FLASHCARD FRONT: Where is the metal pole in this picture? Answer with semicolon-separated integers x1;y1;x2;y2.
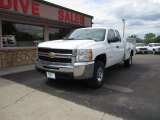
122;19;125;38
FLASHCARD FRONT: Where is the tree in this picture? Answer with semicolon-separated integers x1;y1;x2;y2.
136;38;143;43
144;33;156;39
155;35;160;43
145;38;156;44
129;34;137;38
128;34;144;43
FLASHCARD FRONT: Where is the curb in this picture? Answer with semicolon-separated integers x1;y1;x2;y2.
0;64;35;76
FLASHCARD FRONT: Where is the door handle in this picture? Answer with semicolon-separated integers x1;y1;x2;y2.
116;46;119;48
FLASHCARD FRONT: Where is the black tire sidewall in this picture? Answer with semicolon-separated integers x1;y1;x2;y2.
87;61;105;88
124;55;132;67
153;50;156;54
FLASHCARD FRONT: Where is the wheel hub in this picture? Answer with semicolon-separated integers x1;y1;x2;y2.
97;67;104;82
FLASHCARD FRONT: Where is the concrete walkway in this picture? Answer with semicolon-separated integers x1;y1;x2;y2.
0;65;123;120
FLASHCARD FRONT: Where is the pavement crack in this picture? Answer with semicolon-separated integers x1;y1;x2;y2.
104;84;133;93
0;90;36;111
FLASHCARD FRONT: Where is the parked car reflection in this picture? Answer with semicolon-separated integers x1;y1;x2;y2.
3;35;17;47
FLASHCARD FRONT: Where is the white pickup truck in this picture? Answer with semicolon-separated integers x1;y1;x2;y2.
136;43;148;54
35;28;135;88
148;43;160;54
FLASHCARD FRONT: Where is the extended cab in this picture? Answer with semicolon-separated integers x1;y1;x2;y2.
35;28;135;88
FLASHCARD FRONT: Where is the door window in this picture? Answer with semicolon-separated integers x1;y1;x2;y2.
115;30;121;42
107;29;116;42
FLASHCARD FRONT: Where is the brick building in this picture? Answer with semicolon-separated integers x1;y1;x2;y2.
0;0;93;68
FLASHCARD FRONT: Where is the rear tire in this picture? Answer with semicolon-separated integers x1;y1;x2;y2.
124;55;132;67
87;61;105;89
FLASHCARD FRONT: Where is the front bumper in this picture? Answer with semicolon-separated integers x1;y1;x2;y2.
35;59;94;80
155;49;160;53
136;50;148;53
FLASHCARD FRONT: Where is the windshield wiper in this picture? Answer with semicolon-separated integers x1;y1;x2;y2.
65;38;97;41
85;38;94;40
75;38;96;40
66;38;75;40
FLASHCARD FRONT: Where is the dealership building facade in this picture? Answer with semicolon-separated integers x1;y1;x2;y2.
0;0;93;68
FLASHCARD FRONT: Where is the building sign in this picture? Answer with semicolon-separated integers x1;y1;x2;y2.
0;0;91;26
0;0;40;15
58;9;84;25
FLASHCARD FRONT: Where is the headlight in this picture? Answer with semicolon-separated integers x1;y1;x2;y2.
76;49;92;62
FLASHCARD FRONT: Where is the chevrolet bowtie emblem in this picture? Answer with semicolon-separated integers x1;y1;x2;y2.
49;52;56;58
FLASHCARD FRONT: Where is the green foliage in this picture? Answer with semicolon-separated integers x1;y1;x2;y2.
136;38;143;43
156;35;160;43
143;33;160;44
128;34;143;43
144;33;156;39
129;33;160;44
129;34;137;38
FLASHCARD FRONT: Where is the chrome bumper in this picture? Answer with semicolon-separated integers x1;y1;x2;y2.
35;59;94;80
136;50;147;54
155;49;160;52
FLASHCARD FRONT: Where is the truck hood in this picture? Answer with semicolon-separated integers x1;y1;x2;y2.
152;46;160;49
136;46;148;49
38;40;96;49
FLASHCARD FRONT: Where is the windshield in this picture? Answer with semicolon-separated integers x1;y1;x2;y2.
136;43;147;47
66;28;106;41
153;44;160;46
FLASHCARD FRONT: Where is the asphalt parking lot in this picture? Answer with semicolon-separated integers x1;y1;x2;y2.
0;54;160;120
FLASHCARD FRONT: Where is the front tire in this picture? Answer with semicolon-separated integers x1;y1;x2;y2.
124;55;132;67
87;61;105;89
153;49;156;54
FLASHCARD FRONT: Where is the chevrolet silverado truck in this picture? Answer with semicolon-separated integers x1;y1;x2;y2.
35;28;135;88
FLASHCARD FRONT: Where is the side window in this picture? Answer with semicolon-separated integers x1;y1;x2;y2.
107;29;116;42
115;30;121;42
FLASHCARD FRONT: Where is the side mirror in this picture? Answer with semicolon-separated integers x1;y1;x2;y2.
108;37;119;43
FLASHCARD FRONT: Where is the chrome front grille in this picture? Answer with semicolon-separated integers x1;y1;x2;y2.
38;48;74;63
139;48;147;50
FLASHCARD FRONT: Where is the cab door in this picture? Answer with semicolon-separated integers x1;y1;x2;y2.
148;44;153;52
106;29;118;67
115;30;124;62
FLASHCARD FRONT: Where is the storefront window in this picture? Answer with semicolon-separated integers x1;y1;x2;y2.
2;21;44;47
49;28;71;40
